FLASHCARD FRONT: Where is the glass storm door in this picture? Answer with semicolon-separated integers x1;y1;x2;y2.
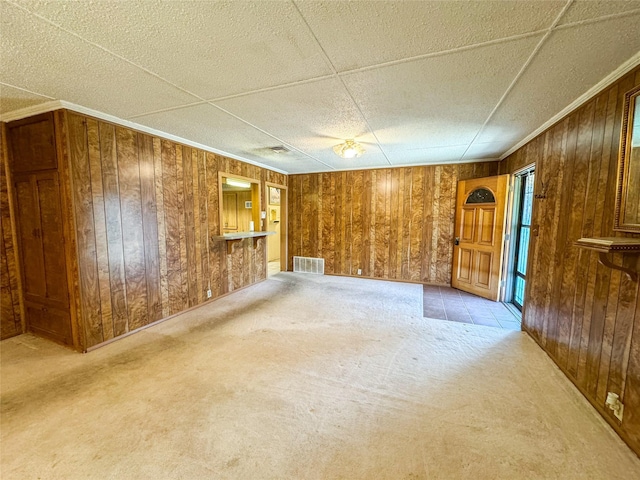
513;169;535;310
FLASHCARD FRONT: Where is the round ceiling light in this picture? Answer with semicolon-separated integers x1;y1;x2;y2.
333;140;365;159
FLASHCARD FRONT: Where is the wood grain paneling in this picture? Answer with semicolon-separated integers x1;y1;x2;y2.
64;111;286;349
500;66;640;456
288;162;498;284
0;123;23;340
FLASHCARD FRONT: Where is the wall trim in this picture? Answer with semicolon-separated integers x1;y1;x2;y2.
289;158;501;176
84;279;267;353
500;53;640;160
522;324;639;458
0;100;288;176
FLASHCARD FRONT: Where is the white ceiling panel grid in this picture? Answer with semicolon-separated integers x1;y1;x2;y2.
10;0;334;99
473;12;640;146
1;0;639;173
294;0;566;72
0;83;53;114
342;34;543;163
0;1;199;118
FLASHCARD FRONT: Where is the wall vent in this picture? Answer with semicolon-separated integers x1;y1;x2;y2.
293;256;325;274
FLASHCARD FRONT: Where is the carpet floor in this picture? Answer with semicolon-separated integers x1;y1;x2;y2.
1;273;639;479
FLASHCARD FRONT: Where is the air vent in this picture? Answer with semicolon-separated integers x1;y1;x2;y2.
293;256;325;274
270;145;290;154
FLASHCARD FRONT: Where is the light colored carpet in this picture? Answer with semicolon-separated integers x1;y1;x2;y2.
1;273;639;479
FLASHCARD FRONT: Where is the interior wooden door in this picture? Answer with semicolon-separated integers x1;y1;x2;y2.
451;174;509;301
13;171;72;344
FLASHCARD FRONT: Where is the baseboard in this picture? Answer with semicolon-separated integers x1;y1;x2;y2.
85;279;267;353
522;324;639;459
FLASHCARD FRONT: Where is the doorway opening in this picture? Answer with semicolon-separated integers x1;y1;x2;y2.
506;166;535;312
266;183;287;277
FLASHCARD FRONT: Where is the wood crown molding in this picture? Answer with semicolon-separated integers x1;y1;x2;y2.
0;101;288;175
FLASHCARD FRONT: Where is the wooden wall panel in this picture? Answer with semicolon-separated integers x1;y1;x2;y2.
64;111;286;349
499;66;640;456
0;123;23;340
288;163;498;284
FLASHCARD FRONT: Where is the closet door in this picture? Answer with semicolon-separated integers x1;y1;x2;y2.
13;172;72;345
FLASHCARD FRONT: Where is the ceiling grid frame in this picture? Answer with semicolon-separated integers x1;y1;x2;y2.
2;0;639;173
461;0;576;160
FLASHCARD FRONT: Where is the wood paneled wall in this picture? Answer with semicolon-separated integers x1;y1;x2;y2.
500;66;640;455
288;163;498;284
63;112;286;349
0;123;23;340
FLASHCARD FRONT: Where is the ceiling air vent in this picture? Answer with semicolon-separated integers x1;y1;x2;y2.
270;145;290;154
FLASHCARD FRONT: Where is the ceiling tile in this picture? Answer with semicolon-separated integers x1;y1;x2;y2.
133;102;321;173
13;0;333;100
461;142;506;161
0;84;52;115
475;14;640;146
342;34;542;163
0;2;197;118
296;0;565;72
216;77;391;170
386;145;470;166
559;0;640;25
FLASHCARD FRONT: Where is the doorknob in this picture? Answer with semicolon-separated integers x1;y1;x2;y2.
454;237;460;246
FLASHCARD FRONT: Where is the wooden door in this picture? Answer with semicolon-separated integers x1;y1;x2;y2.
13;171;72;344
451;174;509;301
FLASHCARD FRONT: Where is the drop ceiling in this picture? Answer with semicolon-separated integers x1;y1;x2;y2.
1;0;639;174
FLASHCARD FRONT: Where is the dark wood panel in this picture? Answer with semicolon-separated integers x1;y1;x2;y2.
0;124;22;339
87;117;114;341
99;122;129;337
57;112;283;350
7;113;57;173
288;163;498;284
67;114;102;346
176;147;189;310
182;146;197;307
138;133;162;323
161;141;182;315
116;127;148;331
500;65;640;457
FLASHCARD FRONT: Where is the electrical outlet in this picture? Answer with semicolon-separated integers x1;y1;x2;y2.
606;392;624;421
206;289;212;299
357;269;362;275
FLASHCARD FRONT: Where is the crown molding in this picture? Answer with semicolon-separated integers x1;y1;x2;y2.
500;52;640;161
0;100;288;175
0;100;65;122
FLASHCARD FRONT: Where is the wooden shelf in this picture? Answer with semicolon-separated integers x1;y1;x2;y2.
574;237;640;281
212;231;276;254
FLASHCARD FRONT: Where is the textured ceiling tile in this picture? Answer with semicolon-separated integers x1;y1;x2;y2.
216;77;390;168
461;142;506;161
0;84;52;114
0;2;197;118
13;0;332;99
475;14;640;146
296;0;564;71
387;145;470;166
342;34;542;157
559;0;640;25
133;103;322;173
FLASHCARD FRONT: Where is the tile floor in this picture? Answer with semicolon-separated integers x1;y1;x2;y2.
423;285;521;330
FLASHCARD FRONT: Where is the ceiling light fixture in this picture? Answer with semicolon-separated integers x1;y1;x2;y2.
225;178;251;188
333;140;365;159
270;145;290;154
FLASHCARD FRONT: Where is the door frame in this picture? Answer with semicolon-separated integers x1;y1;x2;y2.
501;163;535;308
451;174;510;301
265;181;288;272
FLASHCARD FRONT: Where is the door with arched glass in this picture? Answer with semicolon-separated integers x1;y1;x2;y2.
451;175;510;301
